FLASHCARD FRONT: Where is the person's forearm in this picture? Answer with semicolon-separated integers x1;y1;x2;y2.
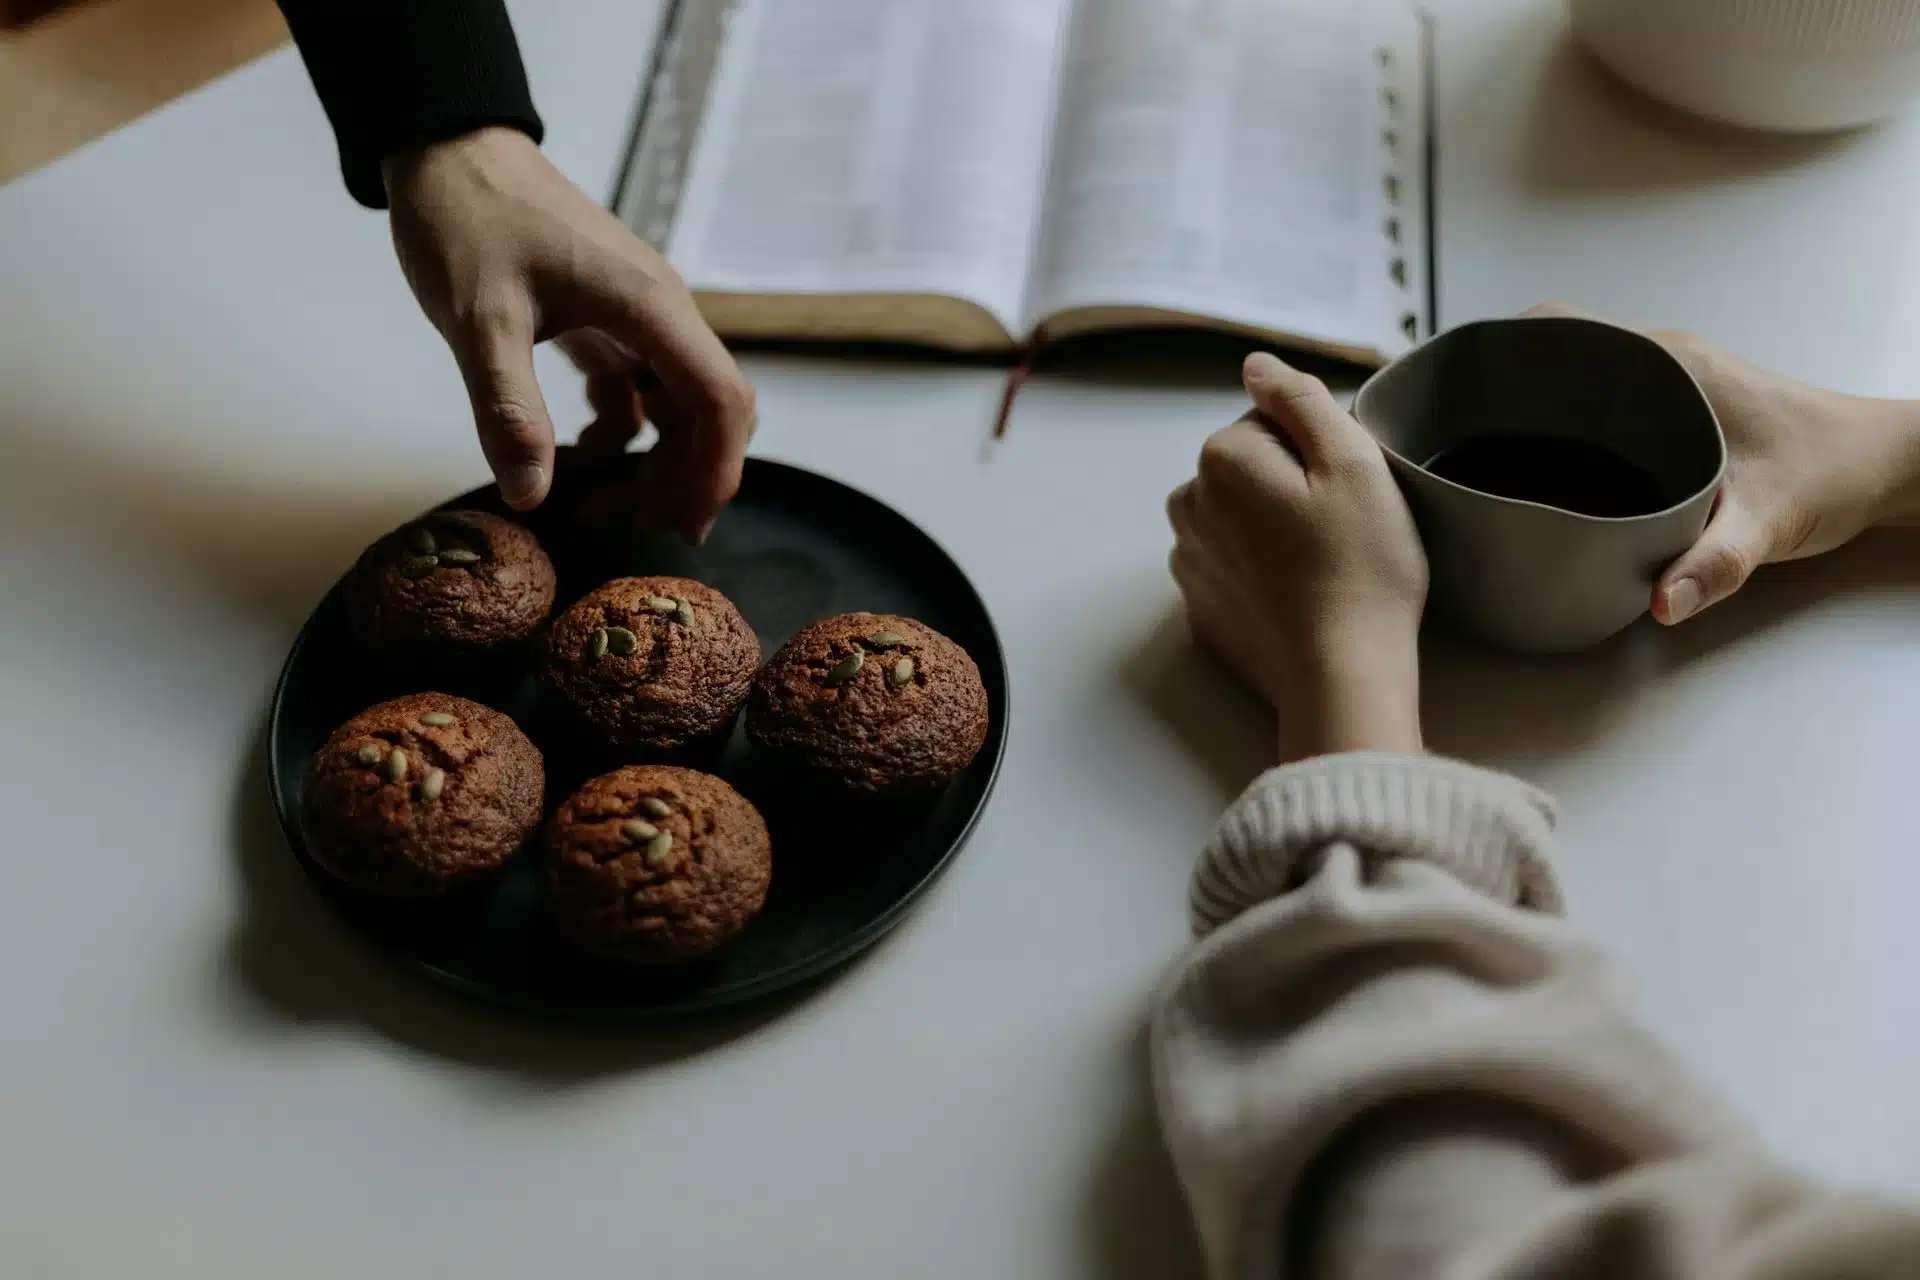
1278;632;1423;764
1156;754;1920;1278
1873;397;1920;528
277;0;543;209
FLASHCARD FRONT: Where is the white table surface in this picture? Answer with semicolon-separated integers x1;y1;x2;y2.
5;2;1920;1275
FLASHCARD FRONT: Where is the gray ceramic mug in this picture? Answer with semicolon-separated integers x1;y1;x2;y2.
1352;316;1726;653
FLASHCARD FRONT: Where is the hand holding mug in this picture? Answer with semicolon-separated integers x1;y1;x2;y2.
1525;304;1920;625
1168;355;1429;763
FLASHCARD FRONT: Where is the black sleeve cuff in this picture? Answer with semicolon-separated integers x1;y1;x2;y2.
279;0;546;209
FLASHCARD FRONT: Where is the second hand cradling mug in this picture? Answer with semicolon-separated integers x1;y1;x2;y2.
1352;316;1727;654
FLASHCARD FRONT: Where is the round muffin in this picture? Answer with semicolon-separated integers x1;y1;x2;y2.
540;576;760;755
301;692;544;898
542;765;772;965
345;510;557;667
746;613;989;793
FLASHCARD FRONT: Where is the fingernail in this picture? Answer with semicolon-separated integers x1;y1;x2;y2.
497;463;546;510
687;517;716;547
1663;577;1701;624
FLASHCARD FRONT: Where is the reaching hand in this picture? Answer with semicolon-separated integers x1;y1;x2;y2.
1525;303;1920;625
383;127;755;540
1168;354;1429;763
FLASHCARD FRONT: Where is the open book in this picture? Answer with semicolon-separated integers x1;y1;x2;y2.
617;0;1433;369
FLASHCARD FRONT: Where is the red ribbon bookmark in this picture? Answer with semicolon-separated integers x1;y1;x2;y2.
991;344;1036;441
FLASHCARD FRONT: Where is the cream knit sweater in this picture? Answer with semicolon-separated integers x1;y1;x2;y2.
1151;753;1920;1279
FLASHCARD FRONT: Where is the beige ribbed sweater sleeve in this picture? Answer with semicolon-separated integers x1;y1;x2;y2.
1149;752;1920;1280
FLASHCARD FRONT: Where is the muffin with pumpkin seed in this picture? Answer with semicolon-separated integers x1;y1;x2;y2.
542;764;772;965
746;612;989;794
539;576;759;757
301;692;544;898
344;509;557;670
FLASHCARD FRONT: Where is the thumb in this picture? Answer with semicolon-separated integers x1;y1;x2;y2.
453;311;556;511
1653;491;1769;624
1242;352;1360;468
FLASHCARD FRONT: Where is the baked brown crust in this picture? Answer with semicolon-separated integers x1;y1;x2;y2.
745;612;989;792
539;576;760;752
345;510;557;661
302;692;545;897
542;765;772;964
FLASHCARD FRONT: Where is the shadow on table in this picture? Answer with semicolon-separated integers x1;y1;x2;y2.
1516;29;1864;196
222;717;828;1080
1121;609;1279;809
1036;329;1359;394
0;418;447;632
1080;1016;1206;1280
1430;530;1920;762
1126;530;1920;778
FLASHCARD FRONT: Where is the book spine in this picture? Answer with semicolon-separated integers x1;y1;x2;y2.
614;0;735;245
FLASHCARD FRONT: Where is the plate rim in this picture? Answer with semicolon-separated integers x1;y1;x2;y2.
264;456;1010;1021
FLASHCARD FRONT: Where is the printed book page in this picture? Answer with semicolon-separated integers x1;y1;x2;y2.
660;0;1076;338
1022;0;1424;360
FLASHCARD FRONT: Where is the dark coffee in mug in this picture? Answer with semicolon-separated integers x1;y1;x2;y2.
1421;433;1672;518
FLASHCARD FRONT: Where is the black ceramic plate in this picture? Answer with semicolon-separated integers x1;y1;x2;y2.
267;457;1008;1019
